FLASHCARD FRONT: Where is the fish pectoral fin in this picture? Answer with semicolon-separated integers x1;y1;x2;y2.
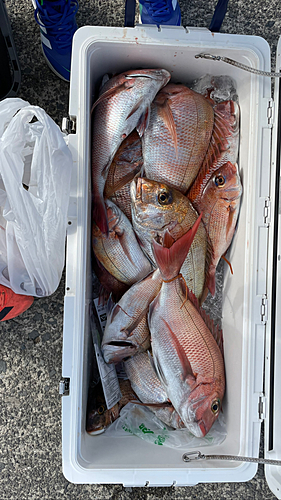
114;226;124;238
91;81;133;113
162;319;195;383
153;352;168;387
126;97;146;120
118;230;140;266
106;294;116;317
104;167;141;199
157;99;178;158
125;308;148;336
181;373;197;388
136;105;151;137
147;350;158;376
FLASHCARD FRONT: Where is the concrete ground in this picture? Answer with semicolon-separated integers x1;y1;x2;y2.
0;0;280;498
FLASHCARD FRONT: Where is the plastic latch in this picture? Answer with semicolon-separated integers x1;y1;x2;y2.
264;198;271;225
258;394;266;420
267;99;274;126
62;116;77;135
261;296;268;324
59;377;70;396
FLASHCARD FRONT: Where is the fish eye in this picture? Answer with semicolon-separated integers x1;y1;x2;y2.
158;190;172;205
97;405;105;415
211;399;220;415
215;174;226;187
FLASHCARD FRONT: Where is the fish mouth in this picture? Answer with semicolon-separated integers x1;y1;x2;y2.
221;191;241;202
184;421;204;438
125;73;156;80
125;69;170;82
87;427;105;436
197;419;208;437
102;342;137;363
107;341;136;347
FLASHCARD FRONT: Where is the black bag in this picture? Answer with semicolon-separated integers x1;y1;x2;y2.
0;0;21;100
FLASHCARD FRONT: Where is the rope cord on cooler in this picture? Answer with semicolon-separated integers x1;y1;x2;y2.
195;53;281;78
182;451;281;466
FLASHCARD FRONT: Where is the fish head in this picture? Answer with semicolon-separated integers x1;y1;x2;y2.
86;405;108;435
181;382;223;437
131;177;188;228
102;342;138;364
87;404;119;435
199;161;242;248
203;161;242;204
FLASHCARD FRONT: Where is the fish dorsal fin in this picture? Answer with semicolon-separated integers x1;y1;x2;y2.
188;100;237;204
180;284;224;358
200;226;215;302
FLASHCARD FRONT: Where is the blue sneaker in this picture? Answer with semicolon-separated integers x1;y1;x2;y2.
139;0;181;26
32;0;79;82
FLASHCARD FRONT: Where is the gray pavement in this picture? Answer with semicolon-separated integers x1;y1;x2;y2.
0;0;280;498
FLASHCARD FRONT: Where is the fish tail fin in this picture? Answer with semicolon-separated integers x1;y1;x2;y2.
152;214;202;281
92;197;109;236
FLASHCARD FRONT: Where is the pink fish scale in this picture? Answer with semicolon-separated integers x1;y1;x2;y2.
143;87;214;193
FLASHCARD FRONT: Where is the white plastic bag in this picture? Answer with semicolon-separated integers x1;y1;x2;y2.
0;98;73;296
106;403;227;449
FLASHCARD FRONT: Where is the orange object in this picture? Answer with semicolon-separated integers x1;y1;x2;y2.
0;285;34;321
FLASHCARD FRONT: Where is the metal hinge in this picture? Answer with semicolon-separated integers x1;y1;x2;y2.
264;197;271;225
267;99;274;126
62;116;77;135
258;394;266;420
261;296;268;324
59;377;70;396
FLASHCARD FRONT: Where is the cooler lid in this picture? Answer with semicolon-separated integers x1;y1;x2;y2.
264;35;281;499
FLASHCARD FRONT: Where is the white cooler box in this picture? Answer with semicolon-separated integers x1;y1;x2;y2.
60;25;281;496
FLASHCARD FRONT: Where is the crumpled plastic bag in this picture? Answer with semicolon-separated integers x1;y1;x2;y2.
0;98;73;296
105;402;227;449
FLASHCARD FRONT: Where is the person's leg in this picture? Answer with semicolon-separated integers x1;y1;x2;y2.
139;0;181;26
32;0;79;82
